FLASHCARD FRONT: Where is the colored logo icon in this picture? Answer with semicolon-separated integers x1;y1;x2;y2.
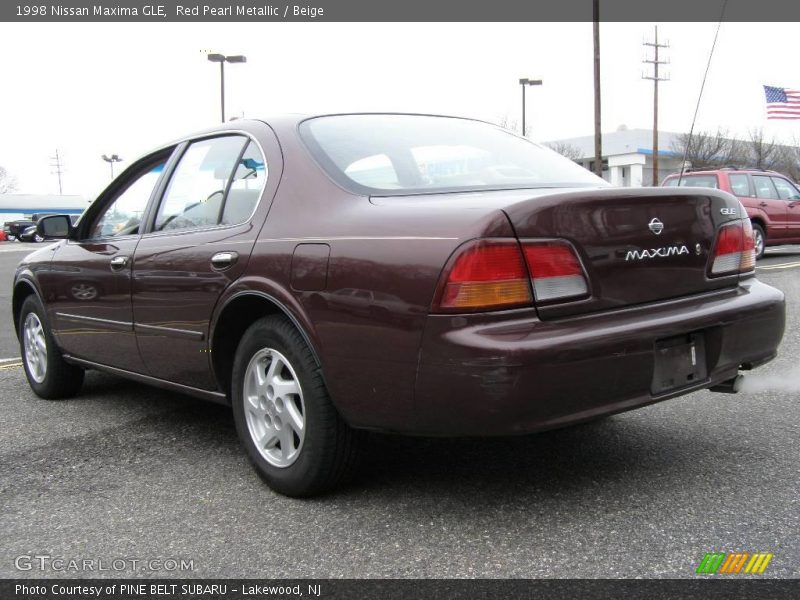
696;552;773;574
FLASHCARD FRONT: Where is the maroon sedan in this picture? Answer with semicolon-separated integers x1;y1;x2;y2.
13;114;785;496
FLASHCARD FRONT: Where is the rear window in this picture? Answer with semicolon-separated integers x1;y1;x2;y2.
662;174;719;189
299;115;606;195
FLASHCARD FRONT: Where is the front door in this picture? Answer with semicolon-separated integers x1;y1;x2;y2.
44;152;172;371
770;176;800;241
132;134;270;389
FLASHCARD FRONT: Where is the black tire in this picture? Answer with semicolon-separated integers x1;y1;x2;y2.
231;315;362;497
18;295;84;399
752;222;766;260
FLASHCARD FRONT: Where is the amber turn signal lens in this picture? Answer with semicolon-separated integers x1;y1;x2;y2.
441;279;532;310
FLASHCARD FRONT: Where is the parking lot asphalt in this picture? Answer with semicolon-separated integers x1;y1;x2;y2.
0;241;798;578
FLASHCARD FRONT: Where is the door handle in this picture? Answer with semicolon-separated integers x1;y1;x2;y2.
760;202;768;207
211;251;238;270
109;255;129;271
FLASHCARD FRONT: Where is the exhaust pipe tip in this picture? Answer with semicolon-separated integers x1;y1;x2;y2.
709;374;744;394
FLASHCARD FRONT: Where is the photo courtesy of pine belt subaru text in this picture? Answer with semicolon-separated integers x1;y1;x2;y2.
13;114;786;497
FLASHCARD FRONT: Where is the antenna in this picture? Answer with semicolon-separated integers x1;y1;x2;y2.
642;26;670;186
679;0;729;185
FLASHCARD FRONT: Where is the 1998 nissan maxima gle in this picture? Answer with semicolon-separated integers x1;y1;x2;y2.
13;114;786;496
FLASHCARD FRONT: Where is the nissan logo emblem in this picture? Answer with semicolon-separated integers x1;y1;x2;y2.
648;218;664;235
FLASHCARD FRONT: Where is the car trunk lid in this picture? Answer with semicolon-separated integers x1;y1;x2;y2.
502;187;744;318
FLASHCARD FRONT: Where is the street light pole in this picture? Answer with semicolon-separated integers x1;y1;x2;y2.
207;53;247;123
518;78;543;137
219;60;225;124
101;154;123;180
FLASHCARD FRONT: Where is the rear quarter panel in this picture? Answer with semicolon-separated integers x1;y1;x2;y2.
239;120;513;429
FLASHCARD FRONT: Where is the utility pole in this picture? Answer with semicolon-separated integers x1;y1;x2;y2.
50;149;64;195
643;25;670;186
592;0;602;177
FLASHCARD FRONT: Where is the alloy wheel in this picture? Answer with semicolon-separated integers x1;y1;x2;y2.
243;348;305;468
754;227;765;258
23;312;47;383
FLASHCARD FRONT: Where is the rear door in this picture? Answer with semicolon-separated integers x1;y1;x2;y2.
752;175;788;238
43;150;173;371
131;133;271;389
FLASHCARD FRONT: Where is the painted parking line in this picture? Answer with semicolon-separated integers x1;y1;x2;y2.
0;357;20;363
757;261;800;271
0;244;38;253
0;362;22;370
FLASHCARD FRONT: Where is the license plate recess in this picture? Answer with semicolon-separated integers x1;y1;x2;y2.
651;332;707;395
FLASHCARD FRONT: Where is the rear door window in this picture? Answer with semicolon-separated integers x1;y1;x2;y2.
221;142;269;225
152;136;268;232
753;176;779;199
155;136;246;231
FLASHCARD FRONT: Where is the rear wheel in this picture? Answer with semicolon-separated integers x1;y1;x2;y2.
18;295;84;399
231;315;362;497
752;222;766;260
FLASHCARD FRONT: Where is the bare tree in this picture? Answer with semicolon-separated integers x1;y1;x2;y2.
669;128;735;169
0;165;17;194
744;127;779;169
544;141;584;161
786;136;800;182
496;115;521;135
770;137;800;181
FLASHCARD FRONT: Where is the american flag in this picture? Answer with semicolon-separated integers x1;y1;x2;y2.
764;85;800;119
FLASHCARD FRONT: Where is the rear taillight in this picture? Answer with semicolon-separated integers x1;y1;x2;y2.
740;219;756;272
433;239;589;312
711;221;756;275
522;241;589;302
436;241;532;311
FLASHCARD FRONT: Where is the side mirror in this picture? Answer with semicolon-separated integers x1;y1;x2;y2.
36;214;73;239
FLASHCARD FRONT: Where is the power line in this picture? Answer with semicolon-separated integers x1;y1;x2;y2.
592;0;602;178
49;149;64;195
642;25;670;186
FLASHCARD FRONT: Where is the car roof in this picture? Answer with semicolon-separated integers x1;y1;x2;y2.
127;112;509;174
668;168;783;177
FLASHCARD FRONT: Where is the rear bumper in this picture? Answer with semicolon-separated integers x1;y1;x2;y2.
412;279;785;436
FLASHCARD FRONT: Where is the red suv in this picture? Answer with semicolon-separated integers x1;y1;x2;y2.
662;168;800;259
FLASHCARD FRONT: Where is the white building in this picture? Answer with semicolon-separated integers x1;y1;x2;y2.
548;128;686;187
0;194;89;223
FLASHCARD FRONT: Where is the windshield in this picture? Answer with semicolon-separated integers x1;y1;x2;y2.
299;115;607;195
